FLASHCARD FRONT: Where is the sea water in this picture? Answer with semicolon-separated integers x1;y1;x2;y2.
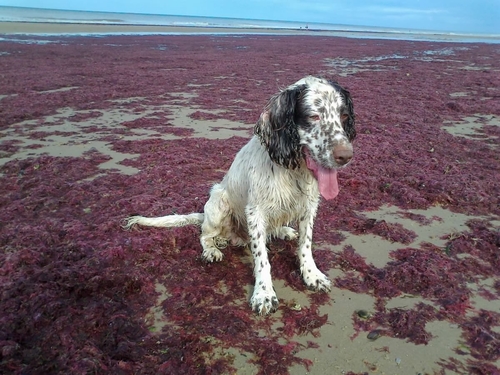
1;6;499;44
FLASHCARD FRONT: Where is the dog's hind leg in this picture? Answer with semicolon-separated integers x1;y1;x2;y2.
200;184;232;262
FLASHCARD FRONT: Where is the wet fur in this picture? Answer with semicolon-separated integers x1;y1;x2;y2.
124;76;356;315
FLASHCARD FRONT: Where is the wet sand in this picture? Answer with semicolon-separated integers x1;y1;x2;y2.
0;21;310;35
1;30;499;375
2;91;499;374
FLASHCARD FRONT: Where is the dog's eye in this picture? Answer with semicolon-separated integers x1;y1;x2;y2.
309;115;321;122
341;113;349;122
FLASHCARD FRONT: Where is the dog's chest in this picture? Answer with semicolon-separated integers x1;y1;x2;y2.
262;172;319;225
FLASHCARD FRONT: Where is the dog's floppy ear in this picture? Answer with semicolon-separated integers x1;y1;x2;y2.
254;84;306;169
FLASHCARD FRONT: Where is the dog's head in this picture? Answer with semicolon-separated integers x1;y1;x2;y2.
255;76;356;199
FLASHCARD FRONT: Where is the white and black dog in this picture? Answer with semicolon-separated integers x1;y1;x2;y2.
124;76;356;315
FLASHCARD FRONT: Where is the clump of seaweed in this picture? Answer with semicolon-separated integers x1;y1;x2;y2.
0;139;21;158
373;302;438;344
395;210;436;225
280;306;329;337
460;309;500;362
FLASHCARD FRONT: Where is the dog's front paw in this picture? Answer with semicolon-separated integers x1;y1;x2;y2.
250;287;279;315
302;268;331;292
202;247;224;262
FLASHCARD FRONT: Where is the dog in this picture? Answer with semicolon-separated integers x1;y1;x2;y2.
124;76;356;315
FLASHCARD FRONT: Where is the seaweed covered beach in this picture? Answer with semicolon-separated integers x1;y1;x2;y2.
0;34;499;374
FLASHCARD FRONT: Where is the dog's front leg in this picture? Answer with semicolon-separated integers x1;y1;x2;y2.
298;210;331;291
246;206;278;315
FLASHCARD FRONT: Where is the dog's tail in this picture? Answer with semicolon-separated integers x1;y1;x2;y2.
122;213;204;229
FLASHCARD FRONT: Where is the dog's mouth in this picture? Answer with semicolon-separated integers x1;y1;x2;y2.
303;149;339;200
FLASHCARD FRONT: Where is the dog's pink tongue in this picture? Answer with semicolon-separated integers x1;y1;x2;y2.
305;155;339;200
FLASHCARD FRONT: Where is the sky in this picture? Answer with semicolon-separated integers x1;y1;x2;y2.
0;0;499;34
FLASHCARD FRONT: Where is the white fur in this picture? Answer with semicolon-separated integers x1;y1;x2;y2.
124;76;356;315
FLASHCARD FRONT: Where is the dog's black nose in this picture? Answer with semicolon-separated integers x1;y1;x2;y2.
334;146;353;166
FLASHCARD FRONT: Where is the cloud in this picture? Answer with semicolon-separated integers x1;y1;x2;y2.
367;6;446;15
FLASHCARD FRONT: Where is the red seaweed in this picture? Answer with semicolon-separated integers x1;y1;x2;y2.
460;310;500;362
395;210;436;225
1;34;499;374
373;303;438;344
281;306;329;337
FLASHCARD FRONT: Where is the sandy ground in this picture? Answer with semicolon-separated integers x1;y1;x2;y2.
0;21;311;35
2;82;499;373
1;20;499;374
4;21;498;43
0;93;253;176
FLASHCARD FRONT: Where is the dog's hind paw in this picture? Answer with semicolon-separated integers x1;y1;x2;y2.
277;226;298;241
202;247;224;262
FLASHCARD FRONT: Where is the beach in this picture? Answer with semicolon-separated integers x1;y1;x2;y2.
1;20;499;375
0;21;311;35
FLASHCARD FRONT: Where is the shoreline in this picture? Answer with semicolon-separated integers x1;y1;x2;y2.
0;21;315;35
1;21;499;44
